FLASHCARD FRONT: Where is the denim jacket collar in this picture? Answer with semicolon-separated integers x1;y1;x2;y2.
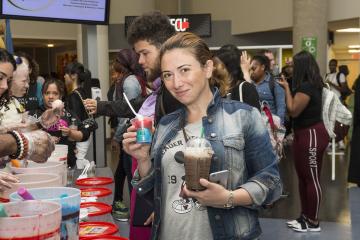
165;87;221;130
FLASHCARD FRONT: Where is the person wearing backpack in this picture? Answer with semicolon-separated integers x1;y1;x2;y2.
109;49;148;222
277;51;329;233
325;60;351;149
325;59;351;101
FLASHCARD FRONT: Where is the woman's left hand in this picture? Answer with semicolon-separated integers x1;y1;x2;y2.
182;178;229;208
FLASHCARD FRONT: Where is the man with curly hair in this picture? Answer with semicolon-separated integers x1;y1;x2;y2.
120;11;182;240
127;11;182;124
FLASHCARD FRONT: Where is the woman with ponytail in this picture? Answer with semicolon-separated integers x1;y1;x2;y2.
64;62;94;168
123;32;281;240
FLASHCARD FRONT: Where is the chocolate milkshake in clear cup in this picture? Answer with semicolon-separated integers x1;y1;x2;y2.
184;137;214;191
131;116;153;144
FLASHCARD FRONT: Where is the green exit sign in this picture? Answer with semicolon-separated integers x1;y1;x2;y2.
301;37;317;58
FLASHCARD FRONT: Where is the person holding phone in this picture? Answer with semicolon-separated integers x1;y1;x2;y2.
277;51;328;232
123;32;281;240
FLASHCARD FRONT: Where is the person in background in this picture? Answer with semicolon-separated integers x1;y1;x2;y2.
64;62;94;168
325;59;343;96
348;74;360;187
277;50;328;232
250;55;286;123
325;59;348;150
29;78;91;168
261;49;279;76
216;44;261;110
15;52;43;110
123;32;281;240
110;49;147;222
1;55;29;125
281;63;294;138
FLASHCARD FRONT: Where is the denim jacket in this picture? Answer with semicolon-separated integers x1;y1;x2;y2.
132;88;282;240
255;72;286;124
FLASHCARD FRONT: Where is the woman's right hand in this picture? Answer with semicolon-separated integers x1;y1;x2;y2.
276;75;289;90
122;125;151;163
0;171;19;193
24;130;55;163
83;99;97;115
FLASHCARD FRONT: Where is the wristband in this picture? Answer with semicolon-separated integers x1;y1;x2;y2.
8;130;22;159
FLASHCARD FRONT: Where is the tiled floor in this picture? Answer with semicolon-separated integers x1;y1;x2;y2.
107;142;354;239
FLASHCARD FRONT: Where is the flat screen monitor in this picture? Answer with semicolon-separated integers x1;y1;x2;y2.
0;0;110;25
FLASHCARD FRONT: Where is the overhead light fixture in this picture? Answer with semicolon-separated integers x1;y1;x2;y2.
348;49;360;53
47;44;54;47
348;45;360;48
336;28;360;33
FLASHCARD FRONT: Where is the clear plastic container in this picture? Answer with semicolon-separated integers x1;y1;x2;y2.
10;187;81;240
0;200;62;239
80;187;113;205
10;161;67;186
80;202;112;222
184;137;214;191
0;173;61;202
48;144;68;162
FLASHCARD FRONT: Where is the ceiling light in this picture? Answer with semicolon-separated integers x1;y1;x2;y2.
336;28;360;33
47;44;54;47
348;49;360;53
348;45;360;48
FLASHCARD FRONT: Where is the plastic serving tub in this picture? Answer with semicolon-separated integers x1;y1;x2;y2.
0;173;61;202
80;202;112;222
79;222;118;239
76;177;114;190
81;188;112;205
10;161;67;186
0;200;62;240
10;187;81;240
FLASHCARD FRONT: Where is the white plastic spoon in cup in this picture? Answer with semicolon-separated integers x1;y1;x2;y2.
123;92;143;119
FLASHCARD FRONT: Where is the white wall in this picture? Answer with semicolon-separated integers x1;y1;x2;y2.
11;20;77;40
109;0;156;24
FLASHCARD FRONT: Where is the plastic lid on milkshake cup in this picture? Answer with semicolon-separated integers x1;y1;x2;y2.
185;137;213;154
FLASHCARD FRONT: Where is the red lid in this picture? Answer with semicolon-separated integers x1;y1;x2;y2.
0;198;9;203
89;237;128;240
81;202;112;217
79;222;118;238
81;188;112;197
76;177;114;186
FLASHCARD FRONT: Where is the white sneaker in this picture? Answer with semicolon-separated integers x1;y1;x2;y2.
286;215;304;227
291;218;321;232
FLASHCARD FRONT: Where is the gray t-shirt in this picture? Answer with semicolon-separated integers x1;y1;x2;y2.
159;120;213;240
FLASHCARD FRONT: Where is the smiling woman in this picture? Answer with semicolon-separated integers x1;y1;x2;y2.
123;32;282;240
